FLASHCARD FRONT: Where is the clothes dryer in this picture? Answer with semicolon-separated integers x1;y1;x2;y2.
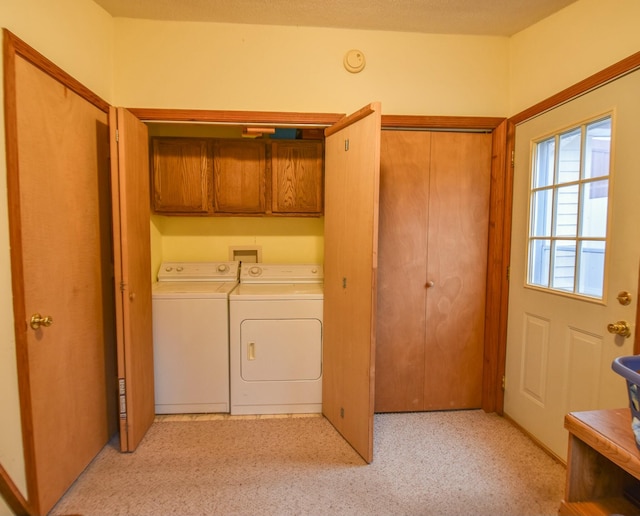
152;261;239;414
229;263;323;415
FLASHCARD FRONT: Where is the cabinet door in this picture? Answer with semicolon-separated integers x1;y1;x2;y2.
212;139;266;214
152;138;212;214
271;140;323;215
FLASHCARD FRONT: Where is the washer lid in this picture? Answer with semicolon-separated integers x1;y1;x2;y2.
157;261;239;282
240;263;323;284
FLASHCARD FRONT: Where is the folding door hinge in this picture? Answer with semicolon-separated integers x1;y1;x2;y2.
118;378;127;419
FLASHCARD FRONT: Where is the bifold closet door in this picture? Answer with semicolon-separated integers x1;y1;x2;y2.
375;130;492;412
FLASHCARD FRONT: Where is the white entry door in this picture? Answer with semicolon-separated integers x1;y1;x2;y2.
504;69;640;460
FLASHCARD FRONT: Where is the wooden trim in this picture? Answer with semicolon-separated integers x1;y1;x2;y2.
382;114;504;130
481;118;509;413
0;462;31;516
324;103;378;137
496;120;516;414
3;28;39;513
510;50;640;126
3;30;109;113
128;107;345;126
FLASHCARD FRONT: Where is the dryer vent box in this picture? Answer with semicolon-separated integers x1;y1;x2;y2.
229;246;262;263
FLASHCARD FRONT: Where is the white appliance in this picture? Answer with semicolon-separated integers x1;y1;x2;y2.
152;261;239;414
229;263;323;415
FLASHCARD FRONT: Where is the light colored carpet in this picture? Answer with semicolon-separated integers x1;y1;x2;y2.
50;410;565;516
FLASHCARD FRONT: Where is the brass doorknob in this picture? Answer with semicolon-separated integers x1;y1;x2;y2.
607;320;631;338
30;313;53;330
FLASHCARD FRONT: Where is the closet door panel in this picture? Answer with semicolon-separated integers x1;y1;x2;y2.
375;131;431;412
423;132;492;409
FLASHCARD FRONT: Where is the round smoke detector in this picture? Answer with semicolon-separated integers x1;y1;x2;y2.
343;49;366;73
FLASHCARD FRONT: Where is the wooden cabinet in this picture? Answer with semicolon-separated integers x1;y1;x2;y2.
212;139;267;214
271;140;323;215
374;130;492;412
561;408;640;515
151;137;323;216
151;138;212;214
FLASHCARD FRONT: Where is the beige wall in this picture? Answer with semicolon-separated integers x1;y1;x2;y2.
509;0;640;115
1;0;639;514
112;19;509;116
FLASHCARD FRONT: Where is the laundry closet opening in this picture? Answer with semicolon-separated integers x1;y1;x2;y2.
136;110;508;425
145;119;331;422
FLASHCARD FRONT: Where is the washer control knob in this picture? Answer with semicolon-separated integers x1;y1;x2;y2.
311;268;318;274
164;266;173;272
249;266;262;276
176;266;183;272
217;264;229;272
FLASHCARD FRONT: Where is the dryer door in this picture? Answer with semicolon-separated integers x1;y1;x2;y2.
240;319;322;381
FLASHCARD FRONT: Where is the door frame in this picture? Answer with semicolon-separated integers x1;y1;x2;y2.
3;29;112;514
505;50;640;370
131;108;510;413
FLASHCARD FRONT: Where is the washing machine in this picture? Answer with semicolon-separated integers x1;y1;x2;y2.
152;261;239;414
229;263;323;415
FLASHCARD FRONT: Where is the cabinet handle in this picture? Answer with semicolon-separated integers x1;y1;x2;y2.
425;280;435;288
248;342;256;360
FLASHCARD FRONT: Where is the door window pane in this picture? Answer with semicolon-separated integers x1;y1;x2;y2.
551;240;576;292
528;239;550;287
533;138;555;188
554;184;579;237
578;240;605;297
557;128;581;184
580;180;608;238
584;118;611;179
531;189;553;237
527;115;611;300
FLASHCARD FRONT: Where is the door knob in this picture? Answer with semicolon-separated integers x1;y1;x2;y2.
30;313;53;330
607;320;631;338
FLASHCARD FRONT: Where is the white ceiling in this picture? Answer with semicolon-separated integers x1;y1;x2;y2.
92;0;578;37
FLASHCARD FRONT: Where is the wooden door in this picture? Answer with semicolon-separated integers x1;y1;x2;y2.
109;107;155;452
375;130;492;412
5;45;115;514
323;103;381;463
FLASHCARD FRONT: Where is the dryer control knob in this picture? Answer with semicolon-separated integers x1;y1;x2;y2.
249;266;262;276
217;264;229;272
176;266;183;272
